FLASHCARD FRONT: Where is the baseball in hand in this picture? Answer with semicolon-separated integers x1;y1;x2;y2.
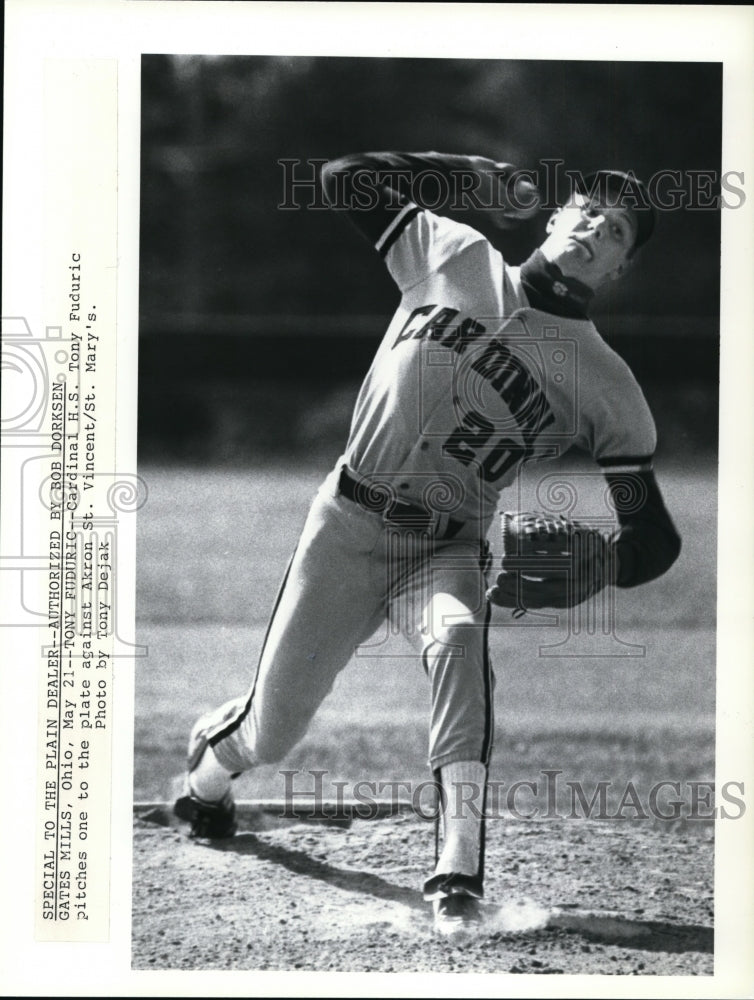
509;175;541;218
488;170;541;230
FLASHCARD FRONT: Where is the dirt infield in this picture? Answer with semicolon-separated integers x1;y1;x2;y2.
132;807;713;974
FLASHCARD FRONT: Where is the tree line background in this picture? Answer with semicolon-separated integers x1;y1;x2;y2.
138;56;722;463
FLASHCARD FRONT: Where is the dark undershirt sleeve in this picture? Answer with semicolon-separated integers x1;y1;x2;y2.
602;465;682;587
321;163;412;245
320;151;512;249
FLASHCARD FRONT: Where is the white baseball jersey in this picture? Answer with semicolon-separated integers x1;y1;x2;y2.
343;204;656;527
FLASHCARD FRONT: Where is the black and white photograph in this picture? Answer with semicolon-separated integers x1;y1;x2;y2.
2;2;753;995
134;54;723;973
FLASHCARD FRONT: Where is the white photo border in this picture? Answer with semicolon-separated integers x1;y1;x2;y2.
2;2;752;996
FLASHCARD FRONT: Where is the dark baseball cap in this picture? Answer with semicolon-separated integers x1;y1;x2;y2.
575;170;656;252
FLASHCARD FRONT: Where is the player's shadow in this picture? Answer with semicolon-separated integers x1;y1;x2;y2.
547;909;713;954
204;835;713;954
209;832;427;913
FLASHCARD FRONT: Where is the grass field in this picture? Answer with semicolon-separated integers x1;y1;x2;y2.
134;462;716;807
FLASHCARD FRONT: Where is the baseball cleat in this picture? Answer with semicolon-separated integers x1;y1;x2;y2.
173;787;238;839
432;892;482;937
423;872;484;938
172;709;238;838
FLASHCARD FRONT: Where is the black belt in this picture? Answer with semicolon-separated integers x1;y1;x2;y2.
338;467;464;539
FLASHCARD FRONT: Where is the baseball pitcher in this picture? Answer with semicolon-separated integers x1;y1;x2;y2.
174;150;682;937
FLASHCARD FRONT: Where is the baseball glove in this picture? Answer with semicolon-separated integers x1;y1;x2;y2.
486;511;613;612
